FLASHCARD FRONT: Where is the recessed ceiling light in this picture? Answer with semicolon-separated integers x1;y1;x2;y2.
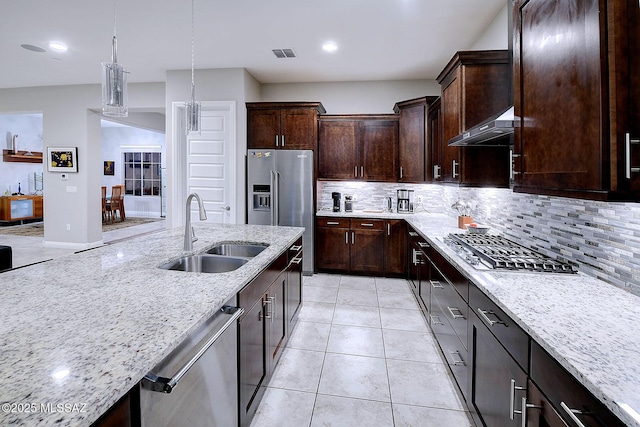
322;42;338;53
48;42;68;52
21;44;46;53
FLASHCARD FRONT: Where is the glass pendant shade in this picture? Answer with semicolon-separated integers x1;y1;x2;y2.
101;56;128;116
185;83;201;136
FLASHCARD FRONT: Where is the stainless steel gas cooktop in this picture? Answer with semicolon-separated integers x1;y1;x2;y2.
444;233;577;274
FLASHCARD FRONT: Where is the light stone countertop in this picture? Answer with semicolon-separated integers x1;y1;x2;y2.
319;210;640;427
0;223;303;427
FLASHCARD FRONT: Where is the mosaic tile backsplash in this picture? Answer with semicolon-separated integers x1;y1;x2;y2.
318;181;640;296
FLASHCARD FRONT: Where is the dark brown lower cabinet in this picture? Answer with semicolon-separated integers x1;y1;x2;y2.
384;219;407;276
470;308;528;427
286;240;303;336
350;219;385;274
526;380;569;427
530;341;626;427
316;218;350;271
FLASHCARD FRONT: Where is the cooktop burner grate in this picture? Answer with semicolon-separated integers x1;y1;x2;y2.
446;233;577;273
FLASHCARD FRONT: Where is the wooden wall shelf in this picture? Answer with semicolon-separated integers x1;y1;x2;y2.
2;149;43;164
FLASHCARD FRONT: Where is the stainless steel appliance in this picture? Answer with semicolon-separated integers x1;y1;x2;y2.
332;192;341;212
444;233;577;273
344;195;353;212
140;303;244;427
247;150;314;275
397;189;414;213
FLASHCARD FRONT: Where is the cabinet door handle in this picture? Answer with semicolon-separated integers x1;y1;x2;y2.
264;297;272;320
448;350;465;366
560;402;588;427
418;242;430;248
510;379;526;421
433;164;441;180
430;280;443;289
430;315;444;326
626;132;640;179
345;231;349;245
326;221;340;225
361;223;374;227
271;294;277;321
477;307;508;327
289;256;303;266
399;166;403;179
351;231;355;245
521;398;542;427
289;245;302;251
408;231;418;237
275;135;279;147
387;223;391;235
361;166;364;177
447;306;465;319
354;166;358;178
281;134;285;147
452;160;459;179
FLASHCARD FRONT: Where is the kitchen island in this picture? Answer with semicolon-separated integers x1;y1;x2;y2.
0;223;303;426
319;210;640;427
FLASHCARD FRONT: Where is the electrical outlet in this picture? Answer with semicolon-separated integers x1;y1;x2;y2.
66;224;71;231
417;196;423;203
352;194;358;202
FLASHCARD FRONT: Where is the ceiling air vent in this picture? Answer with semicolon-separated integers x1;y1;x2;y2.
272;48;296;59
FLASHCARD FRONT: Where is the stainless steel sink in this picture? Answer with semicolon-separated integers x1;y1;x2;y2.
206;243;268;258
159;254;248;273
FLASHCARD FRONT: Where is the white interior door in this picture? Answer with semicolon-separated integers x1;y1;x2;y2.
185;101;236;224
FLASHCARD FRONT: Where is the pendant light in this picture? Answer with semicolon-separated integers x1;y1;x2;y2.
101;0;128;117
185;0;201;135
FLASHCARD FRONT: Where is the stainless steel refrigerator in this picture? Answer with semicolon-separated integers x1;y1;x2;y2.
247;149;314;275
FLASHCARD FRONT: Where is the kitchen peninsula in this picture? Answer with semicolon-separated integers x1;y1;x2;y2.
0;223;303;426
318;210;640;427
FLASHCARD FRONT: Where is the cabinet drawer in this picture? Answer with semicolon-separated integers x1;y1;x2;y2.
530;341;626;427
469;284;529;372
238;252;287;309
350;219;384;230
428;246;468;302
288;237;303;262
431;280;468;350
316;217;349;228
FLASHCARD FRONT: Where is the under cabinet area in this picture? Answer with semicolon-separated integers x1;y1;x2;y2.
246;102;325;150
318;115;399;182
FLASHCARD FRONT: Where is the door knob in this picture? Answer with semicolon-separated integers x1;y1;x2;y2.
220;206;230;211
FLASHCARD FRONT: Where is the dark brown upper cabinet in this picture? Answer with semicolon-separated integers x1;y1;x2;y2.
394;96;438;182
513;0;640;200
436;50;512;187
318;115;399;182
427;97;443;182
247;102;325;150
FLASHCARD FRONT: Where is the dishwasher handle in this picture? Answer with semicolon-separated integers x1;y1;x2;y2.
142;305;244;393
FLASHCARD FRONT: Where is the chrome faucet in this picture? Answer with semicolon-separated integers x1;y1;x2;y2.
184;193;207;251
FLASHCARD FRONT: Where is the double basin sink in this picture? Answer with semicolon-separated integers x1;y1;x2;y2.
159;243;269;273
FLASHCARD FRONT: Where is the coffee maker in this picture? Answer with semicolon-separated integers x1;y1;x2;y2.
397;189;414;213
332;192;341;212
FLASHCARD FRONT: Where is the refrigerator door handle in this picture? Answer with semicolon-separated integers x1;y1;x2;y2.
271;170;280;226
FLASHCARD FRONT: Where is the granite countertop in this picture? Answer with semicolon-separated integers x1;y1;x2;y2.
320;210;640;427
0;223;303;427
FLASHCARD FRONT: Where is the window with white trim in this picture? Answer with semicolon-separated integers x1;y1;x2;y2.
123;152;162;196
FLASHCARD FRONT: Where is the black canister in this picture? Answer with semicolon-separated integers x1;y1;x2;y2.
332;192;341;212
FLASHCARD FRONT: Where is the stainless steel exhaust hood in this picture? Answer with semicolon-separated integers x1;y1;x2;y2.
448;106;514;146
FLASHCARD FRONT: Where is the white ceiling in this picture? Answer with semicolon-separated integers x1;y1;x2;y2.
1;0;506;90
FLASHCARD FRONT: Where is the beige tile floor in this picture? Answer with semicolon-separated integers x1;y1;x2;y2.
251;274;475;427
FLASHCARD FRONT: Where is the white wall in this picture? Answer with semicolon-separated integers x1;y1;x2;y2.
164;68;260;226
0;82;165;248
261;80;438;114
0;114;44;195
470;2;509;50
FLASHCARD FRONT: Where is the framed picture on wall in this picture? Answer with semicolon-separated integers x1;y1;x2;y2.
104;161;115;176
47;147;78;173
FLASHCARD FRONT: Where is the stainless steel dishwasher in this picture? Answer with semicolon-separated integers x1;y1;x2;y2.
140;302;244;427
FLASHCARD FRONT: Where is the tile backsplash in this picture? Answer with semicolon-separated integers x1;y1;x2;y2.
318;181;640;296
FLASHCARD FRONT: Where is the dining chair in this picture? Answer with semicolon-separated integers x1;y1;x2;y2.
101;186;110;223
110;185;123;223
